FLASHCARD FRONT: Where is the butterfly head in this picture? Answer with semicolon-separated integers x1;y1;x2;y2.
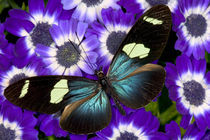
95;66;105;79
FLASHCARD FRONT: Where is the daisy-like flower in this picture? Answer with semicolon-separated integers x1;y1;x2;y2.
0;58;47;100
165;55;210;130
165;121;205;139
61;0;120;23
87;8;135;72
95;107;168;140
0;100;38;140
36;18;99;75
37;114;68;137
5;0;63;58
174;0;210;60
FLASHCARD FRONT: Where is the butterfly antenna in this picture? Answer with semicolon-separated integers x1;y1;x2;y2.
75;35;97;71
68;39;95;73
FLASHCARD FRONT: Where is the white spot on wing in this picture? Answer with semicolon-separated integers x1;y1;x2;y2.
122;43;150;59
143;16;163;25
50;79;69;104
19;80;29;98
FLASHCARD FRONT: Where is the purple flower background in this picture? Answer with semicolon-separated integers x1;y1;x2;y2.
0;0;209;139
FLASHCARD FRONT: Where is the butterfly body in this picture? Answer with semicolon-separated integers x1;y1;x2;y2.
4;5;172;134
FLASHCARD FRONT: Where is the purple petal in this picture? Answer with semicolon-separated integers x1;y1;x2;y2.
49;24;64;46
59;9;73;20
20;111;37;128
9;9;33;21
205;71;210;85
15;37;30;57
176;98;189;115
58;20;70;38
83;35;100;51
29;0;44;17
180;114;192;129
193;45;205;60
174;39;187;52
168;85;181;101
86;51;98;63
21;129;38;140
36;44;56;57
165;121;181;139
192;57;206;75
44;0;62;21
70;134;87;140
183;123;205;139
195;114;207;130
77;21;88;41
149;132;169;140
61;0;79;10
78;61;95;75
5;18;33;37
176;55;193;76
165;62;178;87
204;111;210;128
204;40;210;53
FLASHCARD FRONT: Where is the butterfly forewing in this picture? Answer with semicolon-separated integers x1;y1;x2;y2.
108;5;171;109
110;4;172;67
4;76;71;114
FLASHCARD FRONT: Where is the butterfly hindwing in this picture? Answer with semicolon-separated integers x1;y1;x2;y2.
60;77;111;134
108;5;171;109
4;76;71;114
110;64;165;108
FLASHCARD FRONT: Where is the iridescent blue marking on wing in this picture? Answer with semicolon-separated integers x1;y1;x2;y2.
108;53;139;80
60;77;111;134
65;78;98;104
110;64;165;109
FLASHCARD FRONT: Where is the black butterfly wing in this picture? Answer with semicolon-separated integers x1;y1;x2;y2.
59;77;111;134
109;4;172;67
4;76;71;114
108;5;172;109
4;75;112;134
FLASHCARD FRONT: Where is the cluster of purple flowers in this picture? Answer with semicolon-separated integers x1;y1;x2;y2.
0;0;209;139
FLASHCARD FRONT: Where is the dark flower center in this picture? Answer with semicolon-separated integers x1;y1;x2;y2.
106;31;126;55
0;124;16;140
183;80;205;106
145;0;169;6
185;14;207;37
82;0;103;7
31;23;54;47
116;131;138;140
56;42;81;68
9;73;27;85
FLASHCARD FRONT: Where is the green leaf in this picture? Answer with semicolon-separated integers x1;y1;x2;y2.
145;101;159;117
0;0;9;14
159;102;179;125
8;0;20;9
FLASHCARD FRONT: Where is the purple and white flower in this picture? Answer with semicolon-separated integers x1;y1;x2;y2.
95;107;168;140
174;0;210;59
0;100;38;140
5;0;63;58
61;0;120;23
87;8;135;72
165;55;210;130
36;19;99;75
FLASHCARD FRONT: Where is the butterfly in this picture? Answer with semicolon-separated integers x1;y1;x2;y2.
4;5;172;134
